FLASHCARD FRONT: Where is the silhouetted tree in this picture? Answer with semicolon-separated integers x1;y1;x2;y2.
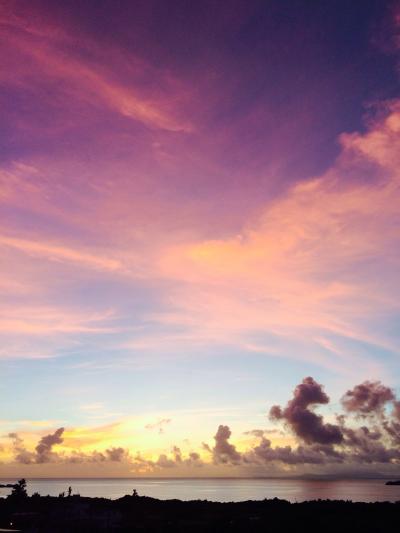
9;478;28;501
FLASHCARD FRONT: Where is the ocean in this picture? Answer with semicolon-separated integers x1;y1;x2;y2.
1;478;400;502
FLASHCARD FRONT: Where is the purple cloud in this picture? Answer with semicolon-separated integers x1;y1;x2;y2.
35;427;64;463
341;381;395;416
270;377;343;445
211;425;242;465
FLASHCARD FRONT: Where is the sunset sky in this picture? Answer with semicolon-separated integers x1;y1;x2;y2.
1;0;400;478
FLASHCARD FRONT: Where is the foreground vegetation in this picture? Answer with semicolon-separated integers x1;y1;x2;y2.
0;480;399;532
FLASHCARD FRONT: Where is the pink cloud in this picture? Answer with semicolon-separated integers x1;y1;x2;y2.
153;102;400;371
0;3;399;382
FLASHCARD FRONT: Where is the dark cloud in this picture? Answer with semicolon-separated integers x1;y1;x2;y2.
4;378;400;471
341;381;395;416
384;421;400;445
202;442;212;453
8;428;130;465
211;425;242;465
341;382;400;447
155;454;176;468
66;447;130;464
133;446;203;470
8;429;64;464
244;429;265;438
145;419;171;434
105;447;127;462
8;432;35;464
171;446;203;467
382;400;400;445
243;429;281;438
270;377;343;445
187;451;202;466
342;426;400;463
35;427;64;463
393;400;400;421
172;446;183;464
244;437;343;465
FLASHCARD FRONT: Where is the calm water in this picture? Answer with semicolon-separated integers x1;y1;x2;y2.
1;478;400;502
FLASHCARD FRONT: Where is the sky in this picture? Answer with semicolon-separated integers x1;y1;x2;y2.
1;0;400;478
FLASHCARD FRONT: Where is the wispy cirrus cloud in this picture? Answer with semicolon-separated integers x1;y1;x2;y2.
153;101;400;374
2;102;400;375
0;4;192;132
0;306;117;335
0;235;123;272
1;0;400;481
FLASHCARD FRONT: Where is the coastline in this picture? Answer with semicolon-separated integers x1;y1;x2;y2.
2;477;400;504
1;493;399;532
